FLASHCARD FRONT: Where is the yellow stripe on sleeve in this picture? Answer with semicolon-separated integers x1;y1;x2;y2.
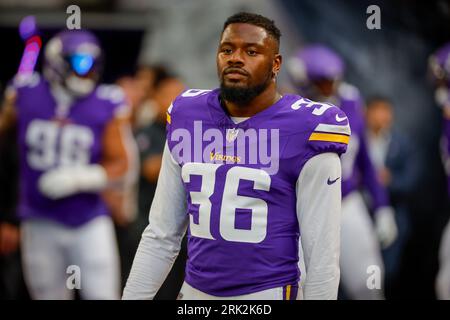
309;132;350;144
166;112;171;124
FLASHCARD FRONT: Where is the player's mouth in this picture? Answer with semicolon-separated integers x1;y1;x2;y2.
223;68;249;80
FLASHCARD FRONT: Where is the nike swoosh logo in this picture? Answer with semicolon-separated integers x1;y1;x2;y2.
327;177;340;185
335;114;347;122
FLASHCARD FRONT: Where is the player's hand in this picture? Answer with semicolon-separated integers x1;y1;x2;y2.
38;167;79;199
374;206;398;249
38;165;107;200
0;222;20;256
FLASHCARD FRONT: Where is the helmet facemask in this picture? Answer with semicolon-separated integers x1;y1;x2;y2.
43;30;103;98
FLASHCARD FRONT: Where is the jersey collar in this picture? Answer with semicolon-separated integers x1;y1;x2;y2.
207;88;288;130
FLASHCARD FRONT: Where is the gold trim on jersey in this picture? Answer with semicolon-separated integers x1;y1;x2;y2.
309;132;350;144
286;285;292;300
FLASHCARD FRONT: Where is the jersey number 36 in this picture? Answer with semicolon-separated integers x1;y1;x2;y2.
182;163;271;244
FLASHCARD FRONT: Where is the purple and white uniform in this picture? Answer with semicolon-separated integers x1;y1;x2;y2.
124;88;350;299
338;83;389;211
335;83;388;299
435;87;450;196
288;44;394;299
8;73;128;299
288;45;388;211
7;29;135;300
11;73;127;227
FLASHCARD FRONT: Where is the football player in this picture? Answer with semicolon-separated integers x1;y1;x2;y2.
0;30;137;299
123;12;350;300
288;44;398;299
429;43;450;300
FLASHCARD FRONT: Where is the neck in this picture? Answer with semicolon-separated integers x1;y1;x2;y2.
222;83;281;117
50;82;74;106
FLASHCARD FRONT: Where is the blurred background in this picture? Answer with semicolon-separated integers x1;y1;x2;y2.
1;0;450;300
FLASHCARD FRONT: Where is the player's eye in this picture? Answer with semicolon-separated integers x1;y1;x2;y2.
247;50;257;56
221;48;233;54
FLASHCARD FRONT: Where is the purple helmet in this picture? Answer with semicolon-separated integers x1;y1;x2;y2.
44;30;103;96
288;44;345;85
429;42;450;88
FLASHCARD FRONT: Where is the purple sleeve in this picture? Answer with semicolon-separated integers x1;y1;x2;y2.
356;132;389;212
441;118;450;197
307;105;350;156
288;102;351;183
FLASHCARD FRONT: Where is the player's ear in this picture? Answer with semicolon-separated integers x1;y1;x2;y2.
272;54;282;79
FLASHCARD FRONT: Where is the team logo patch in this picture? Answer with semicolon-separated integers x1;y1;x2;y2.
226;128;239;142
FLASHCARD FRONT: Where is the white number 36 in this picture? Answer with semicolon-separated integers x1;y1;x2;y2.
181;163;271;244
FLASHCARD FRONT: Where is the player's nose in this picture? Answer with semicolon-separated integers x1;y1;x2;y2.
227;48;245;65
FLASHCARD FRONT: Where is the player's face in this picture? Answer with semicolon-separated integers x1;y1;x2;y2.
217;23;281;103
366;101;393;132
311;78;337;98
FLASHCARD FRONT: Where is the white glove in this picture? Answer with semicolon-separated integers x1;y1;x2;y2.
38;164;107;200
374;206;398;249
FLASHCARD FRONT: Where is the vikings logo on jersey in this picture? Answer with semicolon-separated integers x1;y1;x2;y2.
166;88;350;296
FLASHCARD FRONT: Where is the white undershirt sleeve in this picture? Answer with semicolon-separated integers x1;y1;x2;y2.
122;142;188;300
296;152;342;300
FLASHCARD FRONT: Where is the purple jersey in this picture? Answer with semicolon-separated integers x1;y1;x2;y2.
436;88;450;196
337;83;389;211
166;88;350;296
443;119;450;195
11;73;127;227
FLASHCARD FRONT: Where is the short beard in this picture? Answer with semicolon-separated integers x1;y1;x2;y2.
220;73;272;105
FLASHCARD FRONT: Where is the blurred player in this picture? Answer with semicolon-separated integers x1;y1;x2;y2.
365;96;420;297
123;12;349;300
0;30;136;299
288;44;397;299
429;43;450;300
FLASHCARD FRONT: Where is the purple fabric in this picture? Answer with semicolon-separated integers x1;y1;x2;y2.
292;45;344;81
167;88;348;296
430;42;450;86
434;88;450;197
13;74;124;227
442;117;450;197
338;87;389;211
283;284;298;300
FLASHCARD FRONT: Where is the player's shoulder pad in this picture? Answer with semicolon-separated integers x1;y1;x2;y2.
171;88;212;108
338;82;360;100
96;84;126;104
96;84;130;119
338;82;362;104
11;72;41;89
289;96;351;153
166;88;212;125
